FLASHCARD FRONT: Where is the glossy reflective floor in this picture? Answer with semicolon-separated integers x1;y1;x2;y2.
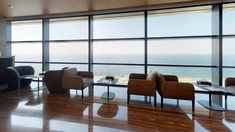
1;83;235;132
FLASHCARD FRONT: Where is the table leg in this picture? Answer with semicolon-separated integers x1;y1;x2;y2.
37;78;39;91
107;85;109;99
209;92;212;106
198;92;224;111
100;85;115;100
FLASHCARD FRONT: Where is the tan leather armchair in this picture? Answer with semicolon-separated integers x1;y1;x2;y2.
127;73;157;106
225;77;235;102
62;68;93;99
156;72;195;112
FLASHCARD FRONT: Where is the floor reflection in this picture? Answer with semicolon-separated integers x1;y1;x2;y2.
1;84;235;131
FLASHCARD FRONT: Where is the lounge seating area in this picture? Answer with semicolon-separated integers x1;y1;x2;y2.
1;0;235;131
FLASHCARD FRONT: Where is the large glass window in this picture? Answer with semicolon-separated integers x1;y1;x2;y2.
223;4;235;35
11;20;42;41
93;12;144;39
49;17;89;69
12;43;42;62
49;17;88;40
49;42;88;63
93;12;145;84
148;6;212;37
93;41;144;64
148;38;212;65
11;20;43;74
147;6;212;83
223;4;235;84
223;38;235;66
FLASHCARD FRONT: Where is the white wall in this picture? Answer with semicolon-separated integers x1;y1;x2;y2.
0;16;8;56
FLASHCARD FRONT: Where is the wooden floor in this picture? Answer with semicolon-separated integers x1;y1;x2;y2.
0;85;235;132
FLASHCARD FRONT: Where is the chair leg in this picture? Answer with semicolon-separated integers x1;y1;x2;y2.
61;88;63;96
127;91;130;104
76;90;78;96
154;93;157;107
225;94;228;109
82;89;84;99
192;99;195;112
161;97;163;108
177;99;179;106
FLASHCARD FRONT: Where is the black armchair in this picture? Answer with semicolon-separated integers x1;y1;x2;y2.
5;66;34;90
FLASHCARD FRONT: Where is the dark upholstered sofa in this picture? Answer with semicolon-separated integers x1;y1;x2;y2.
5;66;35;90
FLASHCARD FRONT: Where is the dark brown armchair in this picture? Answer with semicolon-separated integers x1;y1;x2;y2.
62;68;93;99
127;73;157;106
156;72;195;112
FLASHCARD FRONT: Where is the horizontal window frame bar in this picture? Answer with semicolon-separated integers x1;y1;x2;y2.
92;38;145;41
92;63;144;66
148;35;216;40
222;34;235;38
15;61;217;68
223;66;235;68
8;41;43;43
8;35;217;43
47;62;89;65
148;64;216;68
15;61;42;64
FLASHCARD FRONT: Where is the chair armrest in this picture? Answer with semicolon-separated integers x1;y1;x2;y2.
225;77;235;87
162;82;194;100
163;75;178;82
128;79;156;96
77;71;93;79
4;67;20;89
129;73;147;79
62;76;83;89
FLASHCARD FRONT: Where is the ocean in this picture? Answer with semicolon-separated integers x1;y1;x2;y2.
14;54;235;85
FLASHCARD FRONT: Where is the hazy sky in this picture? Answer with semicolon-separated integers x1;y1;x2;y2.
11;7;235;56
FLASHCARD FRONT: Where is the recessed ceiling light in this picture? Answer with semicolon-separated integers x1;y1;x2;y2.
8;5;15;9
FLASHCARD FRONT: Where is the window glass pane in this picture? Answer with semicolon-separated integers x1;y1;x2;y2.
50;17;88;40
148;6;211;37
93;12;144;39
15;63;42;75
49;64;88;71
49;42;88;62
148;66;212;82
223;38;235;66
12;43;42;62
12;20;42;41
93;41;144;64
94;65;144;85
223;4;235;35
148;38;211;65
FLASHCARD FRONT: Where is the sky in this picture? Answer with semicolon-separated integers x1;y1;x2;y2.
11;7;235;56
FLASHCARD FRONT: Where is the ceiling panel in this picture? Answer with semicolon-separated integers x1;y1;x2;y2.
0;0;210;18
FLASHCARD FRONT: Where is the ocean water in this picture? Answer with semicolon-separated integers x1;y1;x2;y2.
14;54;235;84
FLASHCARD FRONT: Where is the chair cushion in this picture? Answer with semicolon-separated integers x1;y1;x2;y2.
63;68;77;77
146;71;154;81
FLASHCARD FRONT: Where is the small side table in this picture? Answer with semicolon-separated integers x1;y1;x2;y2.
97;78;118;100
24;75;45;91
